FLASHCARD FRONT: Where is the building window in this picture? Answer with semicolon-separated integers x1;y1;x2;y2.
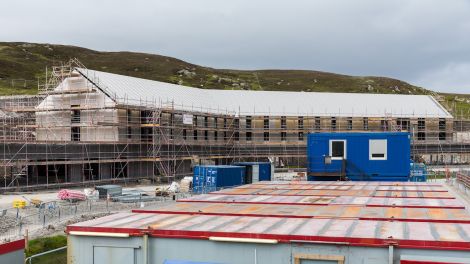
439;132;446;141
397;118;410;131
363;117;368;130
369;139;387;160
204;130;209;140
417;132;426;141
381;120;389;131
127;127;132;139
214;117;218;129
234;118;240;129
193;130;198;141
193;116;198;127
347;117;352;130
71;127;80;141
224;131;228;141
439;118;446;130
329;140;346;160
234;132;239;141
264;116;269;129
298;132;304;141
331;117;337;130
418;118;425;130
281;132;287;141
298;116;304;129
71;110;80;123
246;132;252;141
281;116;287;129
183;129;187;140
246;116;252;129
214;131;218;141
314;117;321;130
204;116;209;128
127;109;132;123
264;132;269;142
224;118;227;128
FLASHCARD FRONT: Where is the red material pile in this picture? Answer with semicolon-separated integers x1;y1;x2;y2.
57;189;86;200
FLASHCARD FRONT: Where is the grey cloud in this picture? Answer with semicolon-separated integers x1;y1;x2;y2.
1;0;469;93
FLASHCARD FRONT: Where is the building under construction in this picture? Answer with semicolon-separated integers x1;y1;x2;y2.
0;60;468;190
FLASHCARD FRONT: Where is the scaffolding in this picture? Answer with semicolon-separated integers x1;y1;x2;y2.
0;60;469;190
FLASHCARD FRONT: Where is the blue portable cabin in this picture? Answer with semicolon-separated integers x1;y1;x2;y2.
232;162;273;183
193;165;246;193
307;132;411;181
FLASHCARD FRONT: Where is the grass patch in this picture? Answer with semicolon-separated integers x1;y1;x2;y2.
26;235;67;264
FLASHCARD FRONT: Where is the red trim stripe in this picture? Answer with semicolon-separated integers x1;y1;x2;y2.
131;209;470;224
0;239;24;255
65;225;470;251
178;199;465;209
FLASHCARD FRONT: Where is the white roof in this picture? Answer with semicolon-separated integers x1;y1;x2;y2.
76;68;452;118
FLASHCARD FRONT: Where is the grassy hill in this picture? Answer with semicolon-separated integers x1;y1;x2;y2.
0;41;468;117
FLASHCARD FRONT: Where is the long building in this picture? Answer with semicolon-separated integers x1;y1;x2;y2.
0;62;468;189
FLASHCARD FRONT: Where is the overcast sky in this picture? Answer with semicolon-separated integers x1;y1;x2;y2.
1;0;470;93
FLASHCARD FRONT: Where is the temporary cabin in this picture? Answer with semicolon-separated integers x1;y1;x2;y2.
307;132;411;181
193;165;245;193
232;162;273;183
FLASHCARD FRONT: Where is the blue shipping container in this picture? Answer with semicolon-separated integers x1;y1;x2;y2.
232;162;272;182
193;165;245;193
307;132;411;181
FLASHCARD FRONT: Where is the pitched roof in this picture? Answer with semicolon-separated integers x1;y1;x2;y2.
76;68;452;118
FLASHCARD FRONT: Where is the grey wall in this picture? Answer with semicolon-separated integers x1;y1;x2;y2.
68;235;470;264
0;249;24;264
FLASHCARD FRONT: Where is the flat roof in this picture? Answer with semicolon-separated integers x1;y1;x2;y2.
74;68;452;118
67;181;470;251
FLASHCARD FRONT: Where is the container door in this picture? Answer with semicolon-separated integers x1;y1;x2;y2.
252;165;259;183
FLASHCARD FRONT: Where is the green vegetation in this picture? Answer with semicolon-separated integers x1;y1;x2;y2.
0;41;468;117
26;235;67;264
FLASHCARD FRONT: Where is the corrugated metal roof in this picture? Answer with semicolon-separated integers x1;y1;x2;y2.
75;68;452;118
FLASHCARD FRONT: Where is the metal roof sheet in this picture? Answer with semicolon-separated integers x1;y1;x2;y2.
74;68;452;118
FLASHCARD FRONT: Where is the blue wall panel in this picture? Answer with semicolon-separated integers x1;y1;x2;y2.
307;132;410;181
193;165;245;192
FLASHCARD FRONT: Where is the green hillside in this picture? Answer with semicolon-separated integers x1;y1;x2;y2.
0;41;468;117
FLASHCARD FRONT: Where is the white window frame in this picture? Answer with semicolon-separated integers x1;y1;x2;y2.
329;140;346;160
369;139;387;160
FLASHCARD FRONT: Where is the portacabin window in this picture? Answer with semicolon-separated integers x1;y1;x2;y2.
369;139;387;160
329;140;346;160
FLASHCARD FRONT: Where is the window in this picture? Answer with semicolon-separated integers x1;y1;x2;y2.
223;118;227;128
71;127;80;141
183;129;187;140
329;140;346;160
264;116;269;129
127;127;132;139
214;117;218;129
234;118;240;129
314;117;321;130
439;118;446;130
417;132;426;141
418;118;425;130
234;132;239;141
204;116;209;128
369;139;387;160
397;118;410;131
281;116;287;129
246;116;252;129
204;130;209;140
363;117;368;130
331;117;337;130
298;117;304;129
347;117;352;130
264;132;269;142
381;120;389;131
298;132;304;141
193;130;198;140
439;132;446;141
193;116;198;127
71;110;80;123
246;132;252;141
214;131;218;141
224;131;228;141
281;132;287;141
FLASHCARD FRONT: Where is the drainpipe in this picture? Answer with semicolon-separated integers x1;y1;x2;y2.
388;244;394;264
143;234;149;264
